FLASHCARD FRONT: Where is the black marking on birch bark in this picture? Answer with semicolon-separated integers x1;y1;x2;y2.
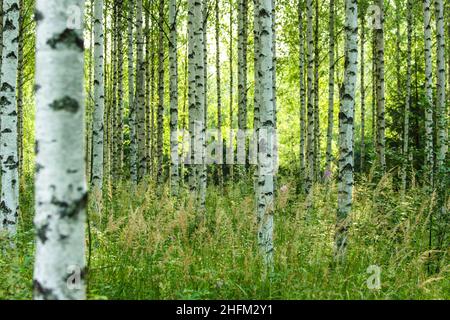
4;156;19;169
49;96;80;113
1;128;12;133
33;280;56;300
47;29;84;51
0;97;10;107
37;223;50;243
34;9;44;23
6;51;17;59
1;82;15;92
34;84;41;92
0;201;12;215
51;192;87;219
8;110;17;116
6;3;19;13
3;18;16;31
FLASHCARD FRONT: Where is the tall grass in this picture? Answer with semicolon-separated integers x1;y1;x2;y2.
0;174;448;300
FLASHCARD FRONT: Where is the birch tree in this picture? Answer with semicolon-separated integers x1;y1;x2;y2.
216;0;224;186
255;0;275;268
313;0;320;180
0;0;3;85
16;0;24;179
0;0;20;237
229;0;234;179
116;0;124;179
401;0;412;194
238;0;248;166
33;0;87;299
325;0;335;178
423;0;434;184
305;0;315;195
435;0;447;172
92;0;105;197
335;0;357;260
298;0;306;182
136;0;146;181
145;2;152;175
360;10;365;173
375;0;386;173
253;0;261;199
128;0;137;184
157;0;165;183
169;0;179;195
188;0;206;208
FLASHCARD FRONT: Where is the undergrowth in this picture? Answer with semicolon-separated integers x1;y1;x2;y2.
1;173;448;300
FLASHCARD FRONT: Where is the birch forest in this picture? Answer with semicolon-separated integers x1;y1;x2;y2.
0;0;448;300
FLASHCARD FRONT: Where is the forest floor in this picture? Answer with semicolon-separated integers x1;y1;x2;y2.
1;173;449;300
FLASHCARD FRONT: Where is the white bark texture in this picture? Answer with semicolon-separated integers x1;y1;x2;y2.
33;0;87;299
435;0;447;170
188;0;207;209
157;0;165;183
0;0;20;237
360;12;365;172
92;0;104;195
326;0;335;177
256;0;275;267
128;0;137;184
336;0;357;259
402;0;412;193
136;0;146;181
305;0;315;194
375;0;385;173
298;0;306;181
216;0;224;186
169;0;179;195
238;0;248;132
423;0;434;183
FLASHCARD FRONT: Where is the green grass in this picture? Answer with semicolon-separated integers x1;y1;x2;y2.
1;173;449;300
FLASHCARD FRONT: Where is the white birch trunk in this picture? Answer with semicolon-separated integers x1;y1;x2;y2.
360;12;365;173
313;0;320;181
0;0;20;237
33;0;87;299
336;0;357;260
136;0;146;181
401;0;412;194
423;0;434;184
157;0;165;183
298;0;306;183
238;0;248;133
92;0;105;197
169;0;179;195
375;0;386;173
435;0;447;170
216;0;224;186
188;0;207;209
128;0;137;184
305;0;315;195
325;0;335;178
255;0;275;268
